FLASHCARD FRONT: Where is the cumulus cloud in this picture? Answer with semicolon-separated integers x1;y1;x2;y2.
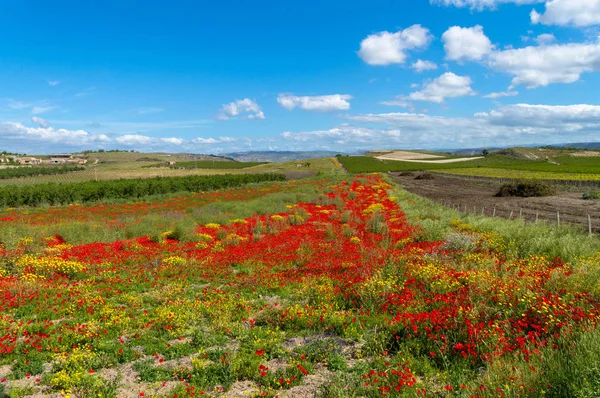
281;126;403;145
277;94;352;112
0;122;111;147
478;103;600;127
116;134;154;146
442;26;495;61
217;99;265;120
489;42;600;88
483;90;519;98
531;0;600;27
535;33;556;45
442;25;600;89
47;80;60;86
31;116;49;128
411;60;438;72
357;25;433;66
431;0;543;10
407;72;476;103
161;137;184;145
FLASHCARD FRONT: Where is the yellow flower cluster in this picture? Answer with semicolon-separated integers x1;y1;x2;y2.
197;233;214;242
230;218;247;224
16;254;85;278
270;215;286;222
350;236;361;244
204;223;221;229
162;256;187;266
362;203;385;215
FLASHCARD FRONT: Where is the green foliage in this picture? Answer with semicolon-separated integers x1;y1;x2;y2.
496;181;556;197
0;173;286;208
0;166;84;179
583;191;600;200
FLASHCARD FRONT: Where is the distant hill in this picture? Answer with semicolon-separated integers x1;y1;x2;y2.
225;151;341;162
558;142;600;150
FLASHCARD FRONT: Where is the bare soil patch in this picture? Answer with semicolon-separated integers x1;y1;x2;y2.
390;173;600;233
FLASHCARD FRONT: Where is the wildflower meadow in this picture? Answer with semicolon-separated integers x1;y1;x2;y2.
0;174;599;397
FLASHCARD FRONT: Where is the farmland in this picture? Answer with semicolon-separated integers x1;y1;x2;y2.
337;152;600;176
1;173;599;397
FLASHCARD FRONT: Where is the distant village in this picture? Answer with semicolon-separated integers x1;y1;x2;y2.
0;153;88;166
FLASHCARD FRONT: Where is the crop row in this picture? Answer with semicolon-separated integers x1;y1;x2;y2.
439;167;600;181
0;165;85;179
0;173;285;208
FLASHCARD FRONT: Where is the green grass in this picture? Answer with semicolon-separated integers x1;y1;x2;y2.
382;174;600;262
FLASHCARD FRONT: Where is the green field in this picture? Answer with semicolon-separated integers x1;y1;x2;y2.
338;153;600;176
164;160;267;169
0;157;345;186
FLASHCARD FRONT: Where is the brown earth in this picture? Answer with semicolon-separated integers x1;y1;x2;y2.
390;173;600;233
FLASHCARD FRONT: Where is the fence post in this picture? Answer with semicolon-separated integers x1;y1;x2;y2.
482;207;485;216
557;212;560;227
509;211;514;220
535;211;539;223
519;208;523;219
589;215;593;236
493;206;496;217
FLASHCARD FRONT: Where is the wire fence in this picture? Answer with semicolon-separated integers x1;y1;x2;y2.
436;199;599;236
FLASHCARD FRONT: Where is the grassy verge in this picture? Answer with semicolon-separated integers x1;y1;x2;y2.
383;174;600;262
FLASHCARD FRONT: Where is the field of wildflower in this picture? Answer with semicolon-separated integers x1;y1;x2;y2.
0;174;599;397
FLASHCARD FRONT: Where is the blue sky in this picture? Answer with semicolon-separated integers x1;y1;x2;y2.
1;0;600;154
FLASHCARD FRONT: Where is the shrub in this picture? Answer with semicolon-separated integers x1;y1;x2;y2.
583;191;600;200
496;181;555;197
415;173;434;180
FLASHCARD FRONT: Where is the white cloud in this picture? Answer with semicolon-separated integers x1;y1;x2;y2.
282;125;402;145
483;90;519;98
6;100;31;110
192;137;237;144
358;25;433;66
411;59;438;72
442;25;600;89
488;42;600;88
407;72;476;103
31;106;57;115
337;103;600;148
133;107;165;115
442;25;495;61
479;103;600;127
379;99;412;107
431;0;543;11
217;99;265;120
48;80;60;87
116;134;154;146
161;137;184;145
531;0;600;27
0;122;110;147
277;94;352;112
31;116;49;127
535;33;556;45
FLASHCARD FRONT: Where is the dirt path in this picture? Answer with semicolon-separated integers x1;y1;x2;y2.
390;173;600;233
